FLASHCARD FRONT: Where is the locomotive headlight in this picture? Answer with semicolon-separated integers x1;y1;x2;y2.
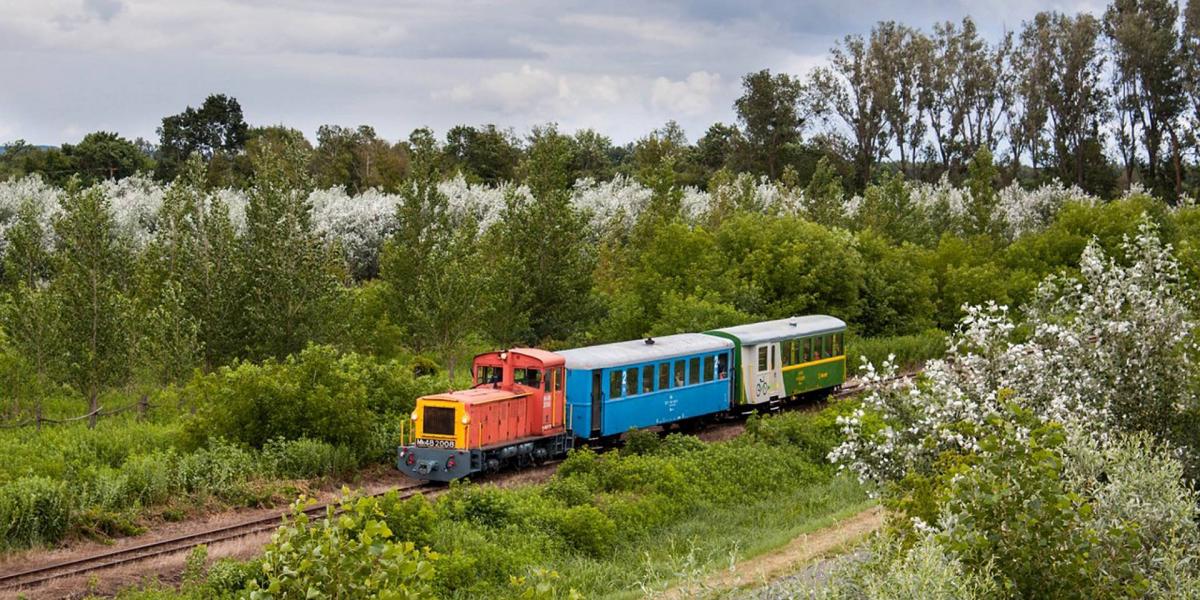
461;414;471;425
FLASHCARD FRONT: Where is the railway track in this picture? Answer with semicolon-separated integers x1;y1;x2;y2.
0;371;911;594
0;482;440;593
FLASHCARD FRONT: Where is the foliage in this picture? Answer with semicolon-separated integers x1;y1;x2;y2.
249;492;438;599
183;344;441;458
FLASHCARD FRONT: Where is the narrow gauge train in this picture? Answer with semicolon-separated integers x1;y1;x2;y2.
398;315;846;481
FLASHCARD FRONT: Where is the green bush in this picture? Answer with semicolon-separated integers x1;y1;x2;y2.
846;329;946;372
554;504;616;557
182;344;442;459
260;437;357;479
0;476;70;549
249;493;439;599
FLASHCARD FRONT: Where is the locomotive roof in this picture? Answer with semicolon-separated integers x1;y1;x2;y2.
708;315;846;345
422;387;527;405
558;333;734;370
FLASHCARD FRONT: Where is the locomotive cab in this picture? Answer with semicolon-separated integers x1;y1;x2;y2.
398;348;572;482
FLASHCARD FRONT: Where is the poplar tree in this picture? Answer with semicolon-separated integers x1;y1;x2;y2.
52;182;130;426
240;129;340;359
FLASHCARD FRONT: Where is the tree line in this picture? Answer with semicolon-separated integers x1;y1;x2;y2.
8;1;1200;202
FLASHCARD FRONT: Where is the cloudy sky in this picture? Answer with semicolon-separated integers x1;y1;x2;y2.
2;0;1105;147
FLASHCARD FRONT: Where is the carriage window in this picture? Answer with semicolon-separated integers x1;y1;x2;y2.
718;353;729;379
658;363;670;389
609;370;623;399
626;368;639;395
689;357;701;384
642;365;655;393
803;338;811;362
554;368;563;390
835;333;844;356
823;335;832;358
674;360;685;387
703;356;714;382
758;346;768;371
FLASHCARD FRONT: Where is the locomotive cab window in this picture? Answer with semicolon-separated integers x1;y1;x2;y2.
476;366;501;385
423;406;456;436
514;368;543;388
609;370;623;399
642;365;655;393
554;368;563;390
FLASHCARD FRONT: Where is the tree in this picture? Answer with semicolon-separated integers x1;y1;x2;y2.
444;124;521;185
143;156;241;368
923;18;1012;179
803;156;847;228
311;125;409;193
571;128;618;181
693;123;740;185
156;94;249;182
877;23;932;178
1;196;60;414
491;124;598;343
806;29;894;189
734;70;806;179
62;131;151;184
1104;0;1187;198
239;128;340;359
964;146;1002;236
381;129;463;354
52;182;130;426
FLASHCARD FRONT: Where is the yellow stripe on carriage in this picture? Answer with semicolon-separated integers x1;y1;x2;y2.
781;354;846;372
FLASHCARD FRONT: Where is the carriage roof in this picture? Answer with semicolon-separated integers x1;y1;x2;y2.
557;333;734;371
708;315;846;346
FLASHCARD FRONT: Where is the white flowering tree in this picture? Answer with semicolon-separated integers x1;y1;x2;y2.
831;219;1199;487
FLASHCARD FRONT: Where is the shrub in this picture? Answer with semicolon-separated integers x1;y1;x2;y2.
621;428;661;456
249;494;438;599
260;437;357;479
553;505;616;557
182;345;442;459
0;476;70;549
845;329;945;373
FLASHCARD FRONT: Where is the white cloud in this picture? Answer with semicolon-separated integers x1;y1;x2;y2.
559;14;703;47
651;71;722;117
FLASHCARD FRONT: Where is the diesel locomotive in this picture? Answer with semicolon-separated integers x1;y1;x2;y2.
398;315;846;481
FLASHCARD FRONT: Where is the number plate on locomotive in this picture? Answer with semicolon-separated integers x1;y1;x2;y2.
415;438;456;449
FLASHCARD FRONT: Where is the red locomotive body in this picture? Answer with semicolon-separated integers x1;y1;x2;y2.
398;348;570;481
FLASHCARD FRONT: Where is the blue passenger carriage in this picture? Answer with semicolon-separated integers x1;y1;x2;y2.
558;334;735;439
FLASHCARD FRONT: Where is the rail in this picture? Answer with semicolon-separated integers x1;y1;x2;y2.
0;482;440;592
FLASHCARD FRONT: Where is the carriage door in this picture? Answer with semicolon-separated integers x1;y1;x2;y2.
753;344;781;403
590;371;603;437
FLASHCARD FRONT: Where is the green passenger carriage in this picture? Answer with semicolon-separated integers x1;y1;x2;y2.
705;315;847;407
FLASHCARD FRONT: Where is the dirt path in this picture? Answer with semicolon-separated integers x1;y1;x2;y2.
658;506;884;600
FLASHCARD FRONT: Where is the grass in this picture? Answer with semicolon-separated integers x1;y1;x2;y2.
572;475;871;599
